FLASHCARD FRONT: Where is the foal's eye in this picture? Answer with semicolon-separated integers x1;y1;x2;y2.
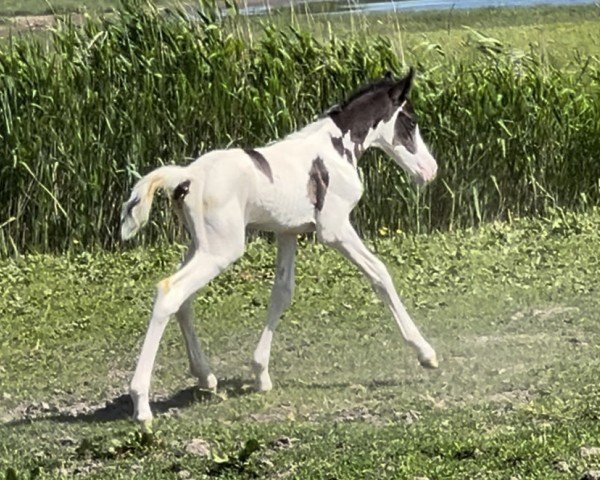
401;111;417;130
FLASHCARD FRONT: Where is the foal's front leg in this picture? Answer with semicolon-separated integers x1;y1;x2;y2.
252;234;297;391
321;222;438;368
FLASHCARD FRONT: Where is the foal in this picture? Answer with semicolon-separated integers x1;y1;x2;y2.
121;69;439;425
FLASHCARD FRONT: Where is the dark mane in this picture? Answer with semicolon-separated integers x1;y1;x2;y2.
326;76;398;147
337;77;396;110
325;72;414;154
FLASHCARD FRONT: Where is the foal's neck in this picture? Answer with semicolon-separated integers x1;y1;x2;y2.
282;115;381;166
284;117;340;142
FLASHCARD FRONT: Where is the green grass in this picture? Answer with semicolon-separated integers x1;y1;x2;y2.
3;2;600;64
0;0;161;16
269;4;600;62
1;209;599;478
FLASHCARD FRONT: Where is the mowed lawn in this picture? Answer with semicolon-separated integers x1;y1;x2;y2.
1;211;599;479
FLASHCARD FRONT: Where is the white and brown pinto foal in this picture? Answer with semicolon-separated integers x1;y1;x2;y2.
121;69;439;425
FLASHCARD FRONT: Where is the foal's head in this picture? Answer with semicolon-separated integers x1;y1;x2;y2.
329;69;437;185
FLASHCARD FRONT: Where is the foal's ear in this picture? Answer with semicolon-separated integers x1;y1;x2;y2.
389;67;415;104
325;103;343;115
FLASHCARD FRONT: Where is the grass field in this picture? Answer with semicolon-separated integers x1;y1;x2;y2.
1;209;599;478
0;2;599;478
3;3;600;63
0;0;164;16
273;4;600;62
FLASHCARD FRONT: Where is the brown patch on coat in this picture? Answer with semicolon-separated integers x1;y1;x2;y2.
173;180;191;201
307;157;329;211
393;100;417;154
331;136;354;164
245;149;273;182
123;196;140;219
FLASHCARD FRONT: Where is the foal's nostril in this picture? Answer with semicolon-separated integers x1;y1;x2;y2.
417;164;430;179
415;162;437;184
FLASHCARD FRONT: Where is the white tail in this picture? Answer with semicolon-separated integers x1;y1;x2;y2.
120;165;188;240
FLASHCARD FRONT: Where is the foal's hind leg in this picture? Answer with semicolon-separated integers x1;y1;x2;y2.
174;247;217;391
252;234;297;391
176;297;217;391
130;227;244;425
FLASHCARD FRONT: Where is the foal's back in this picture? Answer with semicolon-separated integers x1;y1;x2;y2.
186;134;336;234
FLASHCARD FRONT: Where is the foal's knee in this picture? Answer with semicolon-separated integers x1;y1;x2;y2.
153;279;184;318
316;229;343;250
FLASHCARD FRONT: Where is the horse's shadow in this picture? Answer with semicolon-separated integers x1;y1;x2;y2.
3;377;404;428
3;377;253;427
280;378;402;390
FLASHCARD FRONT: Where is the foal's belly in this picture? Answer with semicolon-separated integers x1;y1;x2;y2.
246;185;316;234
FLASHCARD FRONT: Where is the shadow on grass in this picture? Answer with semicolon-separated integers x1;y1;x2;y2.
3;377;254;427
280;378;403;390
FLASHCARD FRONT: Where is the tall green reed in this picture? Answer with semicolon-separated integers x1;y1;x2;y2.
0;0;598;255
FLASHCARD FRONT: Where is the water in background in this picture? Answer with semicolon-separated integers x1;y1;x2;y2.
239;0;599;16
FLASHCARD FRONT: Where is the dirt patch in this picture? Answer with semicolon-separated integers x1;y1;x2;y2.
2;384;209;426
581;471;600;480
487;388;534;406
7;14;59;29
185;438;211;457
393;409;422;424
473;333;550;344
0;14;81;36
581;447;600;459
532;306;580;321
249;408;294;423
511;305;580;322
269;436;296;450
334;406;376;423
330;406;420;425
4;395;131;425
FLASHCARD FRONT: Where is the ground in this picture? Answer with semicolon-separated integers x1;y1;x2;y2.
1;210;599;478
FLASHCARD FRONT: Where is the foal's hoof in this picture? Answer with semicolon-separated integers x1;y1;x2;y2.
419;355;438;368
131;402;154;431
256;380;273;393
139;418;153;433
199;373;218;393
255;374;273;392
419;353;439;369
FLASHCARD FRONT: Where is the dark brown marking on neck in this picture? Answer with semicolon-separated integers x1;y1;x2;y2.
328;80;396;148
331;136;355;165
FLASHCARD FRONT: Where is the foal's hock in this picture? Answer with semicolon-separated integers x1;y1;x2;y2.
121;69;439;426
